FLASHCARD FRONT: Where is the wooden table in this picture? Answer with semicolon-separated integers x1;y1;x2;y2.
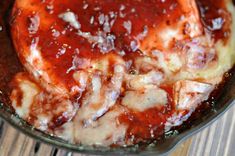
0;104;234;156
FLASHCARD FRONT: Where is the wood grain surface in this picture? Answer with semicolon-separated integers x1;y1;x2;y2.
0;104;234;156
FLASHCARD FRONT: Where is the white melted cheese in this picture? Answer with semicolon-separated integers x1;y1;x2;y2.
11;78;39;118
59;12;81;29
71;107;127;146
122;86;168;111
126;71;164;90
10;73;77;131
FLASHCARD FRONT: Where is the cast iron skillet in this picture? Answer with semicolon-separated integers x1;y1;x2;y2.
0;0;235;155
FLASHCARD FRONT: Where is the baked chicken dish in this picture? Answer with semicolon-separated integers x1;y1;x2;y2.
9;0;235;146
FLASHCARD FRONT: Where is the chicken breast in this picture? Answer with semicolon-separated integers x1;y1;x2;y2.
140;0;202;53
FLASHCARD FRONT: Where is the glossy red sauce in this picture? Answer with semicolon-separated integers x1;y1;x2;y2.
119;84;182;144
119;85;175;144
11;0;231;90
118;0;232;144
7;0;233;145
197;0;232;42
11;0;184;90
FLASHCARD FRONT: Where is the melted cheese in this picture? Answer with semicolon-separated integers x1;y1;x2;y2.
11;75;39;118
74;108;127;146
122;86;168;111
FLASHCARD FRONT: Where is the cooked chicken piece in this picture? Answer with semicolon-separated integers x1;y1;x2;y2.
10;73;77;131
174;80;214;110
164;80;214;131
76;64;125;125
